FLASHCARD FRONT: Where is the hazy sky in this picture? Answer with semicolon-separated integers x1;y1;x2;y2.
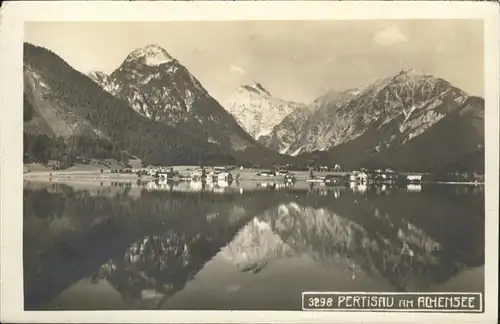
25;20;484;105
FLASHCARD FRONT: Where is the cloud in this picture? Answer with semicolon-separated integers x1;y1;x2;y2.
230;64;245;74
373;26;407;46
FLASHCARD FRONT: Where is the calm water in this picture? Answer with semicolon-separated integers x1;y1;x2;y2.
23;180;485;310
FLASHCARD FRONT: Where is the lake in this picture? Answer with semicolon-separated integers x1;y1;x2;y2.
23;179;485;310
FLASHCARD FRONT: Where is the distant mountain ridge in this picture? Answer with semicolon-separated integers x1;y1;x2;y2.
224;82;307;141
259;88;360;155
359;95;485;172
256;69;483;172
262;69;469;155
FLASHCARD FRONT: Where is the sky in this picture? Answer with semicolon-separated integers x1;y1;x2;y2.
25;20;484;105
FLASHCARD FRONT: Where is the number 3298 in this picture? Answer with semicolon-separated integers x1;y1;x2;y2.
308;297;334;308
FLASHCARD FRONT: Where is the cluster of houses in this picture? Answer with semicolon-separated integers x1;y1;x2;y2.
188;168;235;182
116;163;422;190
130;165;239;183
322;168;422;186
256;167;290;177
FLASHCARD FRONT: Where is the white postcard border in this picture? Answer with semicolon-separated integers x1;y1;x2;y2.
1;1;498;323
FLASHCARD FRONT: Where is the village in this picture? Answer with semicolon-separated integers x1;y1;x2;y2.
24;156;484;190
111;163;425;187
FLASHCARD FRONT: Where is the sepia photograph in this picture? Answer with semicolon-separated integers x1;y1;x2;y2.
1;1;499;323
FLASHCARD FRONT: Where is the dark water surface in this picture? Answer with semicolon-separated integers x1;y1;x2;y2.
23;180;485;310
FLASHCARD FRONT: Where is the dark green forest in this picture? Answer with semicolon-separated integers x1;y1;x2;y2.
23;132;128;167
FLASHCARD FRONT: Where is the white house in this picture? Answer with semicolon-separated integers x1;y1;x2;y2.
406;174;422;182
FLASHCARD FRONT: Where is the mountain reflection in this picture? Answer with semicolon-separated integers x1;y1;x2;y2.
23;181;484;310
224;202;450;292
92;232;225;308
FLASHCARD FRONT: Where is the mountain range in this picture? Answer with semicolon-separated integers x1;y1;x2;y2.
23;42;484;173
229;69;484;173
23;43;285;167
258;88;361;155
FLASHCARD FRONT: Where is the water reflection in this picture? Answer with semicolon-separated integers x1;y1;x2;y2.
23;181;484;310
141;179;245;195
99;179;472;197
91;231;232;308
224;202;451;294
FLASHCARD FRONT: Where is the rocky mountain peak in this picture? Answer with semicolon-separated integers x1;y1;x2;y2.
84;43;268;155
226;82;306;140
398;68;419;76
124;44;174;67
390;68;430;82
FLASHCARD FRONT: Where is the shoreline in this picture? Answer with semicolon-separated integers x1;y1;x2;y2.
23;170;485;186
23;163;484;185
